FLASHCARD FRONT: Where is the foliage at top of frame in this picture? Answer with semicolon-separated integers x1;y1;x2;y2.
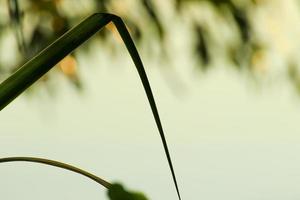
1;0;300;94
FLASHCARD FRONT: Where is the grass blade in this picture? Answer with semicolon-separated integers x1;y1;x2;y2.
0;13;113;109
112;16;181;200
0;13;181;200
0;156;111;188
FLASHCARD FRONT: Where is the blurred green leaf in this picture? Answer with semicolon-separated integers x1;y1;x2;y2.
108;183;149;200
194;24;210;69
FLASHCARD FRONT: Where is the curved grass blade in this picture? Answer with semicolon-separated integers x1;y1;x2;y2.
0;13;181;200
0;13;112;109
112;16;181;200
0;156;111;188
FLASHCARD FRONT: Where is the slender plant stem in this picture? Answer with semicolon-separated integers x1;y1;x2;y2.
0;157;111;189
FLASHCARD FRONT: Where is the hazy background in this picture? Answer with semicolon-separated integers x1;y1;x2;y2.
1;0;300;200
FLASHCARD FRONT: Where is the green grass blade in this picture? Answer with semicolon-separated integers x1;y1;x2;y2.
112;16;181;200
0;13;113;110
0;13;181;200
0;157;111;188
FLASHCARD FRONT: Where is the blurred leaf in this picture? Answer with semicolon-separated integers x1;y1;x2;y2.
96;0;109;11
194;24;210;69
288;63;300;94
7;0;21;23
141;0;164;39
8;0;27;54
231;6;250;42
108;183;149;200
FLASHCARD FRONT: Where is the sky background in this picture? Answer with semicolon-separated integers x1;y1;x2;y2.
1;0;300;200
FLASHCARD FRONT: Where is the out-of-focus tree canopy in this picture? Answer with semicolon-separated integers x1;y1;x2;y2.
1;0;300;94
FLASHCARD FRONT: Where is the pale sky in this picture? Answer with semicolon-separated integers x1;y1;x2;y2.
1;0;300;200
